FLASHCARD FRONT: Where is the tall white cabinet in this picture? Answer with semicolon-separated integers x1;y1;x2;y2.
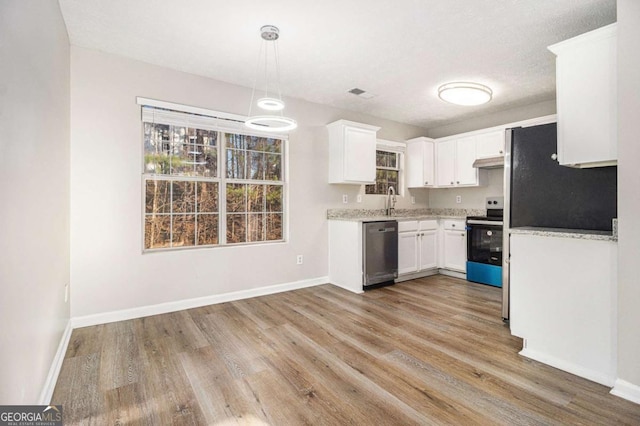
548;24;617;168
406;137;436;188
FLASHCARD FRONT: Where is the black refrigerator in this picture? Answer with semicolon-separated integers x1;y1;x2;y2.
502;122;617;319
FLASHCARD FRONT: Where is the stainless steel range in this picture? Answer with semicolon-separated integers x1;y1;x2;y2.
466;197;504;288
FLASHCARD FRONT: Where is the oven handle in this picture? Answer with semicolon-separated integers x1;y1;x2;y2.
466;220;504;226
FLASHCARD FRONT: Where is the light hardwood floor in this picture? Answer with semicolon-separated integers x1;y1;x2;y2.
52;276;640;425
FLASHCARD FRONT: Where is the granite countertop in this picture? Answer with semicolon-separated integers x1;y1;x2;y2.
327;208;480;222
510;226;617;242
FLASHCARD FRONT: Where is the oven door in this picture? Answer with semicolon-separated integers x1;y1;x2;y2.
466;221;503;266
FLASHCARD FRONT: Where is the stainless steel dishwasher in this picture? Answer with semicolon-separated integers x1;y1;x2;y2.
363;220;398;290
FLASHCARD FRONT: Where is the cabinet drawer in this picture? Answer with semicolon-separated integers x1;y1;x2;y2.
398;221;419;232
442;219;465;230
419;220;438;230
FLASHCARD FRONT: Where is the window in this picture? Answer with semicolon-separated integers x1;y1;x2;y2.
365;150;400;194
142;106;285;251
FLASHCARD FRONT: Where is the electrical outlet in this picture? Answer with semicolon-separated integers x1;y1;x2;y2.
411;196;416;204
342;194;348;204
296;255;303;265
64;284;69;303
456;195;462;204
356;194;362;203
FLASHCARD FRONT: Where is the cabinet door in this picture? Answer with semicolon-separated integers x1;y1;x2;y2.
398;231;418;275
418;229;438;270
476;131;505;159
422;140;435;187
554;28;616;167
406;141;424;188
443;230;467;272
436;140;456;187
455;136;478;186
343;126;376;182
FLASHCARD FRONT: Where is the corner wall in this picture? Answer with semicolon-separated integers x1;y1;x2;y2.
615;0;640;402
0;1;70;403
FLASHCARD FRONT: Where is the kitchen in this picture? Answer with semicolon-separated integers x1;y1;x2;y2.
2;0;640;422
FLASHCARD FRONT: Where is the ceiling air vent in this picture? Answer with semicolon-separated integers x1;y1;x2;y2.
348;88;376;99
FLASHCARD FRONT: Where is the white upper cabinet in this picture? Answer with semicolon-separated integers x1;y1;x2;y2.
436;139;456;187
436;137;483;187
455;136;478;185
475;130;505;159
548;24;617;168
327;120;380;184
406;137;435;188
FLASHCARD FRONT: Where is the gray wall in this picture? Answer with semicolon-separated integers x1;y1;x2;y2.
427;100;556;139
69;47;427;318
0;1;70;403
616;0;640;395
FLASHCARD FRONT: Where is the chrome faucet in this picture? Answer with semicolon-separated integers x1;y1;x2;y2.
386;186;397;216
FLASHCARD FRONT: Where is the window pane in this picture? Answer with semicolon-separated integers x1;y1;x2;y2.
365;184;375;194
265;213;283;241
376;151;386;167
197;182;218;213
226;214;246;243
388;152;398;169
144;123;171;174
145;215;171;249
172;181;196;213
145;180;171;214
265;154;281;181
247;213;264;242
196;129;217;146
226;183;246;212
246;136;266;151
172;142;197;176
247;185;265;213
172;214;195;247
195;146;217;177
249;151;265;180
226;149;246;179
197;214;218;245
265;138;282;153
265;185;282;212
226;133;246;150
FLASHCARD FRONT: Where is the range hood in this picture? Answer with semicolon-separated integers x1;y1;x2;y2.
473;156;504;169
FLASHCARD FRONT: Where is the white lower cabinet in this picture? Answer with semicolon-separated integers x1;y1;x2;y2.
441;220;467;272
398;220;438;275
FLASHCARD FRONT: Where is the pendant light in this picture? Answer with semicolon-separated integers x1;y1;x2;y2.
245;25;297;132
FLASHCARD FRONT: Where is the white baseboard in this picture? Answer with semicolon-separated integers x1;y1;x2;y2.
438;269;467;280
71;276;329;328
395;269;438;283
38;320;73;405
611;379;640;405
519;347;615;387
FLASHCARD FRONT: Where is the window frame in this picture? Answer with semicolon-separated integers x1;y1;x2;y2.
139;99;289;253
364;141;406;197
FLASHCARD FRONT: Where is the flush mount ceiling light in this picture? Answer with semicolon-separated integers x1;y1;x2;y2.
438;82;493;106
245;25;297;132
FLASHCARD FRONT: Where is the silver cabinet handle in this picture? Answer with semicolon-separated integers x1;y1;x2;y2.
461;233;465;236
451;224;455;227
456;181;460;184
450;181;454;184
499;150;504;154
425;181;428;184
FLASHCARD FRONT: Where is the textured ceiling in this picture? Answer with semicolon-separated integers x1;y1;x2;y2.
58;0;616;130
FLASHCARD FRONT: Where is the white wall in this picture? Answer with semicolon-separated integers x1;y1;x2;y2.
616;0;640;397
428;168;504;210
426;100;556;139
69;47;427;318
0;1;70;403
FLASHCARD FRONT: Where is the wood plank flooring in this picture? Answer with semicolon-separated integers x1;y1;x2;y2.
51;276;640;425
